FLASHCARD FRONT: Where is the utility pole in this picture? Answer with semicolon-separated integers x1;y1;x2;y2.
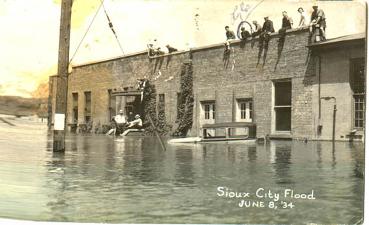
53;0;73;151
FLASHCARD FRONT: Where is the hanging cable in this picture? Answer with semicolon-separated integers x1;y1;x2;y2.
69;0;105;64
100;0;125;56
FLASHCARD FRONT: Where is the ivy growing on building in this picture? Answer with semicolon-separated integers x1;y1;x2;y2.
172;61;194;137
142;81;171;136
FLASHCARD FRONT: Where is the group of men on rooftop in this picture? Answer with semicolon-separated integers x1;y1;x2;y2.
147;40;178;57
225;4;326;43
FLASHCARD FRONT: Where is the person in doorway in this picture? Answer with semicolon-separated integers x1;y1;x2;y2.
127;111;135;122
114;109;127;135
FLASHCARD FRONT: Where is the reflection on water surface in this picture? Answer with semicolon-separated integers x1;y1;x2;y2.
0;121;364;224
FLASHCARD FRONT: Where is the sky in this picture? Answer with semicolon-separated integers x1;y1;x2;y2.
0;0;366;97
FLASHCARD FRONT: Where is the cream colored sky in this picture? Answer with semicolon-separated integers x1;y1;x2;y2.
0;0;366;97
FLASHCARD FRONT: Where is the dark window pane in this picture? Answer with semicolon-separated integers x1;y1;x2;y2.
275;82;291;106
275;107;291;131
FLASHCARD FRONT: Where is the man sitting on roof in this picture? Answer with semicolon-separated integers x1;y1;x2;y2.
166;44;178;53
121;114;143;136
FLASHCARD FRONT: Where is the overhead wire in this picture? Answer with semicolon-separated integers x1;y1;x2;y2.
100;0;125;56
69;0;105;64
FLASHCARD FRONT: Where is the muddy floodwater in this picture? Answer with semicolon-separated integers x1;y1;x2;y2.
0;117;364;224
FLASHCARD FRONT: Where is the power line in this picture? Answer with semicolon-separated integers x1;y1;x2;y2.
69;0;105;64
100;0;125;56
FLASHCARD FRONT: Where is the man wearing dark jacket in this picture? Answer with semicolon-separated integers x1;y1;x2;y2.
281;11;293;29
279;11;293;41
262;16;275;33
225;26;236;40
259;17;274;47
240;27;251;40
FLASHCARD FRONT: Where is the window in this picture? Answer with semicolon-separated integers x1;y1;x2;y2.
72;93;78;123
237;99;253;122
350;58;365;129
274;81;291;131
84;91;91;123
177;92;183;119
350;58;365;94
159;94;165;103
354;94;365;129
108;89;116;121
241;102;247;119
203;102;215;120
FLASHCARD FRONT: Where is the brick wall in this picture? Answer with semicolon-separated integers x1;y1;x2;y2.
53;28;364;140
67;51;190;131
191;28;314;138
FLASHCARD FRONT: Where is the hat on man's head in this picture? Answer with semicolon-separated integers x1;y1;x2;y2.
312;4;318;8
135;114;140;118
264;16;269;19
297;7;304;12
119;109;124;113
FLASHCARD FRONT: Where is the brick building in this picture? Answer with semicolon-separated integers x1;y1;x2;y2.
49;28;366;141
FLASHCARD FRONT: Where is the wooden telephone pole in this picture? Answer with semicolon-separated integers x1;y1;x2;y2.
53;0;73;151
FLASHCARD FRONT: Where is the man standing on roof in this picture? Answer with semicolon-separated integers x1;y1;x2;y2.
310;4;326;42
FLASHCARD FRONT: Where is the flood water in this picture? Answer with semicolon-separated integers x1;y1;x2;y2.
0;117;364;224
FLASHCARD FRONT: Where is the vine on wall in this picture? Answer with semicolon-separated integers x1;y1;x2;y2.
172;62;194;137
142;81;171;136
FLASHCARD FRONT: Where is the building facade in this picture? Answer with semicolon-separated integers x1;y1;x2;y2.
49;28;366;141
